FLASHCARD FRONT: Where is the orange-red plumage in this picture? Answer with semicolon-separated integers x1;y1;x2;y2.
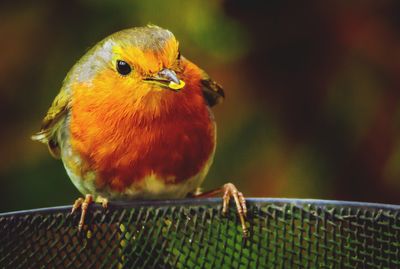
70;60;215;192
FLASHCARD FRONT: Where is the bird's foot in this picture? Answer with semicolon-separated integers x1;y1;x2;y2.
222;183;248;236
190;183;248;237
71;194;108;231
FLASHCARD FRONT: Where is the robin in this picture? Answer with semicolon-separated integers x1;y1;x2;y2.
32;25;247;236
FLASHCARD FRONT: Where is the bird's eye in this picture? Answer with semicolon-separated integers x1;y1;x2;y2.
116;60;132;75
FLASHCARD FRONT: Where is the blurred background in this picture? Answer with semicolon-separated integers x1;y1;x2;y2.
1;0;400;212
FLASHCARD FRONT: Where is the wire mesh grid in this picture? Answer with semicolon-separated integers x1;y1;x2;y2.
0;198;399;269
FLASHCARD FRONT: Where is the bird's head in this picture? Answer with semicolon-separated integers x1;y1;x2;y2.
68;25;212;118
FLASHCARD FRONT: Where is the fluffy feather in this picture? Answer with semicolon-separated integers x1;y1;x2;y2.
32;25;224;198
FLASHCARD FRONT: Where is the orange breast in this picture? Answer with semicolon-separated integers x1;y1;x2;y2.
69;65;215;193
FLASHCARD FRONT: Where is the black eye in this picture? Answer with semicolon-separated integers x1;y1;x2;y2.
116;60;131;75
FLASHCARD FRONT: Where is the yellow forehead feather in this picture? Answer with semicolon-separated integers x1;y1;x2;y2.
111;37;179;75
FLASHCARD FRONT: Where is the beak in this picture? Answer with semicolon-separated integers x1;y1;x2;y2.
143;68;185;91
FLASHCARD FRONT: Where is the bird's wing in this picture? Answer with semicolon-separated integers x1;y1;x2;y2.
200;71;225;107
31;87;70;158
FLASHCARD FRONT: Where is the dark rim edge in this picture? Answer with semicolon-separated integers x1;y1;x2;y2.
0;197;399;217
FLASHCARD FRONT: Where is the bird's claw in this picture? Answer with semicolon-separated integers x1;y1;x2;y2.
70;194;108;231
71;197;84;214
96;196;109;209
222;183;248;237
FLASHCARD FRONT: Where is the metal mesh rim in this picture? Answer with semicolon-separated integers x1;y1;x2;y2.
2;198;399;217
1;198;399;269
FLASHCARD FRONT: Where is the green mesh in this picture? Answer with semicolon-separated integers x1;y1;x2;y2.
0;198;399;268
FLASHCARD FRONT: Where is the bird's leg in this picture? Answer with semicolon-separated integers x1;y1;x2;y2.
71;194;108;231
190;183;248;237
78;194;93;231
71;197;84;214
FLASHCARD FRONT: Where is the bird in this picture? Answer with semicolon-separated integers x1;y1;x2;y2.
32;25;247;236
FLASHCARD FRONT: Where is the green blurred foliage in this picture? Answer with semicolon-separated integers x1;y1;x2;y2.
1;0;400;212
